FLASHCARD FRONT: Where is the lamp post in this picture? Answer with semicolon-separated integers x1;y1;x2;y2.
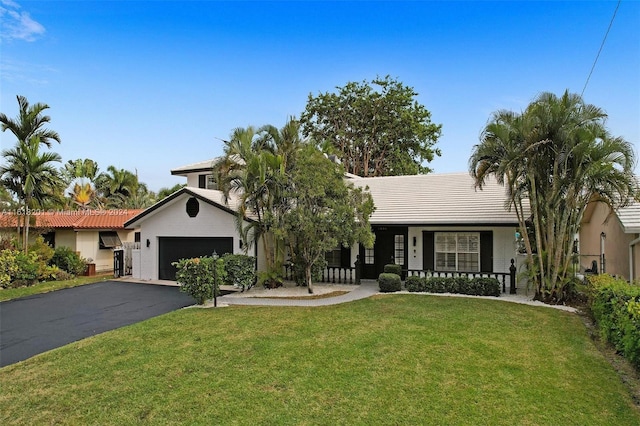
212;251;218;308
600;232;606;274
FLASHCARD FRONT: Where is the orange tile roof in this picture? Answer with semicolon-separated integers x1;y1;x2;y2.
0;209;144;230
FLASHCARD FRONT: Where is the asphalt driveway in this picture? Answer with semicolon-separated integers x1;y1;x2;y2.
0;281;195;367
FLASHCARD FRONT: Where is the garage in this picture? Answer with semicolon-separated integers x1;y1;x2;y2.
158;236;233;280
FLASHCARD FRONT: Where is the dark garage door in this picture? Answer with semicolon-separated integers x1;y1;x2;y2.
158;237;233;280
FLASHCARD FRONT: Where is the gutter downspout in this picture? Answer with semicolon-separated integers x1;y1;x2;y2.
629;236;640;283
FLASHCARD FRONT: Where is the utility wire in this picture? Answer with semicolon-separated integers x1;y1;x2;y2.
581;0;621;97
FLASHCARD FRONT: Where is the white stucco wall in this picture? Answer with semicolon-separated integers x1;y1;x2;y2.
54;230;77;251
135;194;255;281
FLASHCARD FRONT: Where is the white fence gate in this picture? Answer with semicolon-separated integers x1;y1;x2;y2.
122;242;140;276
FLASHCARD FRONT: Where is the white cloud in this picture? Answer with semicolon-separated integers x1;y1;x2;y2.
0;0;46;42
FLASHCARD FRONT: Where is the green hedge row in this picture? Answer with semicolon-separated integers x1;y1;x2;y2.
405;275;501;297
587;275;640;369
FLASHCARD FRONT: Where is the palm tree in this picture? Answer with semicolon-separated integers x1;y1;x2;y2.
61;159;101;209
95;166;139;206
469;91;637;303
213;120;303;276
0;137;62;252
0;95;61;148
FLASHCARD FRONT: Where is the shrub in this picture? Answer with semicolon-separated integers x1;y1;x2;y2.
405;275;425;292
383;264;402;276
50;246;87;276
29;236;55;280
222;253;256;290
587;274;640;369
0;249;19;288
405;275;500;297
174;256;226;304
472;277;501;297
13;251;39;287
378;272;401;292
259;267;284;289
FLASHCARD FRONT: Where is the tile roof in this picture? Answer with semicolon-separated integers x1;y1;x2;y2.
0;209;143;230
349;172;526;225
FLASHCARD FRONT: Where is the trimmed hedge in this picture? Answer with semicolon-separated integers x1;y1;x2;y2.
378;272;401;293
383;264;402;276
404;275;500;297
587;275;640;369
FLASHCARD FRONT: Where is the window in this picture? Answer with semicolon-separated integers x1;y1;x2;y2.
435;232;479;271
198;174;217;189
99;231;122;249
134;232;141;243
394;235;405;265
364;247;374;264
325;247;342;267
42;232;55;248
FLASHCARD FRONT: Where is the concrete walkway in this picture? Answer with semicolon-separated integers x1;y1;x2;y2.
212;280;578;312
217;280;380;307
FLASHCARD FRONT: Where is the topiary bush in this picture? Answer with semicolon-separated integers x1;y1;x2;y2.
222;253;256;291
378;272;401;292
50;246;87;276
383;264;402;276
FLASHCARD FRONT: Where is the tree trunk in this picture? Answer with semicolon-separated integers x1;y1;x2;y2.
305;265;313;294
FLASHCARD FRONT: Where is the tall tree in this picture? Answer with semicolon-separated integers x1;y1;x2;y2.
300;76;442;177
0;95;61;148
469;91;637;303
0;137;62;252
283;144;375;293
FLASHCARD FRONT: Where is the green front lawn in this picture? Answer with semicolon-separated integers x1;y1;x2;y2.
1;295;638;425
0;274;114;302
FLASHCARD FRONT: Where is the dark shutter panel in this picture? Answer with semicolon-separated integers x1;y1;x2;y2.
198;174;206;188
480;231;493;272
340;246;351;268
423;231;435;271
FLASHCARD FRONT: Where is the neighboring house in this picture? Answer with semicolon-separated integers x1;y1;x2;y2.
579;200;640;281
0;209;142;273
128;160;525;290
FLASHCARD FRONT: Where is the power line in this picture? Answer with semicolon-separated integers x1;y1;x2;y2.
581;0;621;98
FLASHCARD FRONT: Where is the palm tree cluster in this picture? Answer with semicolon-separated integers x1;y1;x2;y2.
470;91;637;303
213;119;302;278
213;118;375;291
1;96;183;252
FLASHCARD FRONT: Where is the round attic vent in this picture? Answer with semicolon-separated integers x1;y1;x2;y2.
186;197;200;218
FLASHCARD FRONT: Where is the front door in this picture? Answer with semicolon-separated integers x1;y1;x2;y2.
360;227;408;279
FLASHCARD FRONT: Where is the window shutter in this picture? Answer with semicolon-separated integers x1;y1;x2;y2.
340;246;351;268
198;174;206;188
423;231;434;271
480;231;493;272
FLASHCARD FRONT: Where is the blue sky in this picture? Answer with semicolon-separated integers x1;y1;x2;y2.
1;0;639;191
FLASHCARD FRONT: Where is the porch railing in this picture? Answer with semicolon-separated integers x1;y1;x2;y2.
405;259;517;294
283;265;357;285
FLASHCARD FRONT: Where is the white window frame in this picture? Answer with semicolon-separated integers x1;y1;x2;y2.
394;235;405;265
435;232;480;272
